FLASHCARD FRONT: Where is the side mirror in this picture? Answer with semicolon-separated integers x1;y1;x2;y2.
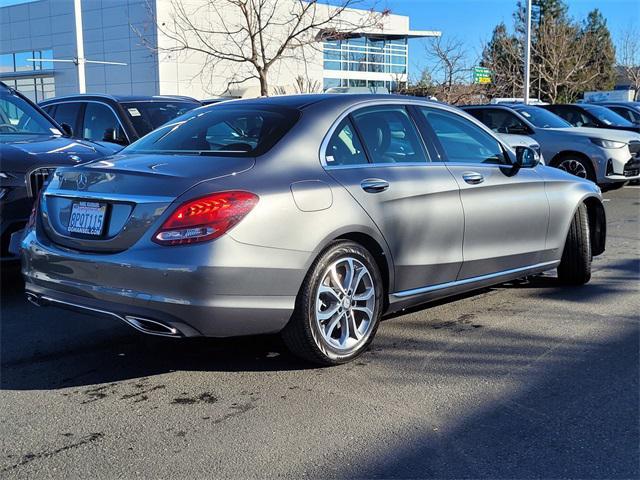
60;123;73;137
103;128;127;145
515;146;540;168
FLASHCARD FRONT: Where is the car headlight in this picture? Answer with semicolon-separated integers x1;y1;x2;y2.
590;138;626;149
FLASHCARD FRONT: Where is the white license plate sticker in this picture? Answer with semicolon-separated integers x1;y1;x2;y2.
68;202;106;236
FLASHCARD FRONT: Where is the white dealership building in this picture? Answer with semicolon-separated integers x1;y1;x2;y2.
0;0;439;101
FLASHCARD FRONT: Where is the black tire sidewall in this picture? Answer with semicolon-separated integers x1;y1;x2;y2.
301;241;383;364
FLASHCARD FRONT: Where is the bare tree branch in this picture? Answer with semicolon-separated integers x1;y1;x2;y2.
617;25;640;100
135;0;387;96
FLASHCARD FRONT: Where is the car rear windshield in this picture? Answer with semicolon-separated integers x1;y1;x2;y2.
124;105;300;156
121;101;201;137
582;105;634;127
514;106;572;128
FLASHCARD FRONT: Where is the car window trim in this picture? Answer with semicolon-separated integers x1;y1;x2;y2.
320;100;451;170
43;99;131;144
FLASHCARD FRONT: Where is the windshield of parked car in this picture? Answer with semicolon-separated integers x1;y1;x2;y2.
0;88;60;136
124;105;299;156
121;101;201;137
513;106;572;128
582;105;634;127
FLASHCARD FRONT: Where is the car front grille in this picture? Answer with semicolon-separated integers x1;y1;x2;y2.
623;158;640;177
629;141;640;159
26;167;58;199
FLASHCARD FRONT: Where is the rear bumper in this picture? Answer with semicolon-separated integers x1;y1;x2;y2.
21;230;310;337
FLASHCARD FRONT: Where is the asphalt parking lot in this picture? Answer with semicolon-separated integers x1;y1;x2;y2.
0;186;638;479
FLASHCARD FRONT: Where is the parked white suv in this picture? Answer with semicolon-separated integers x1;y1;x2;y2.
462;104;640;189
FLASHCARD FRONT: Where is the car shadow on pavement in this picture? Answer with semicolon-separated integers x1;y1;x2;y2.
313;325;640;479
1;258;636;392
1;270;313;391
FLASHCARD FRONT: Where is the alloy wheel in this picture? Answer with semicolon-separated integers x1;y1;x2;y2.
315;257;376;352
558;159;588;179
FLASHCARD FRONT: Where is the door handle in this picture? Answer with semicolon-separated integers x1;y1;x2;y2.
462;172;484;185
360;178;389;193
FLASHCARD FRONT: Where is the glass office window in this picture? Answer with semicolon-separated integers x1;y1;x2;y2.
323;36;408;75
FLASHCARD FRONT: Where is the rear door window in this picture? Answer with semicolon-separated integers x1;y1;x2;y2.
350;105;429;164
481;108;529;134
82;102;127;145
609;107;637;123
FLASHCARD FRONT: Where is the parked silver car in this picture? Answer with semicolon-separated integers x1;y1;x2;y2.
462;104;640;189
21;95;606;365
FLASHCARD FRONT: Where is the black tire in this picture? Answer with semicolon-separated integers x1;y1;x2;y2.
553;155;596;182
281;240;383;366
557;203;592;285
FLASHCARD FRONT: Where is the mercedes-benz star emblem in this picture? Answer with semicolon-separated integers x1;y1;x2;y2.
76;173;88;190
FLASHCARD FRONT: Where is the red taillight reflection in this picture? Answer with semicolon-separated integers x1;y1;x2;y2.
153;191;258;246
26;194;41;230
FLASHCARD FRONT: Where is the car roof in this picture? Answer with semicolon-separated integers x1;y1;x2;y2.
213;93;443;111
40;93;201;104
460;104;529;110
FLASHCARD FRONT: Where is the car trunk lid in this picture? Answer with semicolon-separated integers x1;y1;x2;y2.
39;153;254;252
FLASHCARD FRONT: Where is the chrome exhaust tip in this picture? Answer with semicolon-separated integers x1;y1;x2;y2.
124;316;180;337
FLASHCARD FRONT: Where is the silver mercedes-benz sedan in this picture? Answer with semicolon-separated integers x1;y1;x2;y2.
21;95;606;365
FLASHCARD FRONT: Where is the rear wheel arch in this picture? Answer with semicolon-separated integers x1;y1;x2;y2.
335;232;391;308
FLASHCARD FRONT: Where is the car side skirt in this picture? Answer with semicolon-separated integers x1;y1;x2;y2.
387;260;560;312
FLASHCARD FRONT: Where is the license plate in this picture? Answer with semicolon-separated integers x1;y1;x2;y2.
68;201;107;236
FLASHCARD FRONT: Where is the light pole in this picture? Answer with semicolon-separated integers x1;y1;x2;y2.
73;0;86;93
523;0;532;104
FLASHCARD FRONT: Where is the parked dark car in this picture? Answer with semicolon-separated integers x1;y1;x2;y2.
589;102;640;125
541;104;640;134
40;94;201;147
0;82;119;261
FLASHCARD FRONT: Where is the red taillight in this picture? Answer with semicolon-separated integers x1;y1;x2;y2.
153;191;258;246
26;194;41;230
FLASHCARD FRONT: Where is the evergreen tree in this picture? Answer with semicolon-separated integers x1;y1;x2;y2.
581;9;616;91
481;22;523;98
480;0;617;102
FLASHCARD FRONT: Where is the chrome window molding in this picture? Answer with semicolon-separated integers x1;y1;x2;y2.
319;99;515;171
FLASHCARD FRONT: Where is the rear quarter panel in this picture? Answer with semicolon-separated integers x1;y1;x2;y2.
168;107;396;291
